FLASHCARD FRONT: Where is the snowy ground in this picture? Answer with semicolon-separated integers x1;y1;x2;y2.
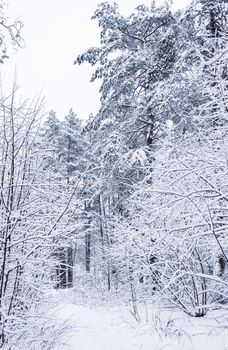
51;290;228;350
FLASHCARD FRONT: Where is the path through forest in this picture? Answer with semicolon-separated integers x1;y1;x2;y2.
52;291;228;350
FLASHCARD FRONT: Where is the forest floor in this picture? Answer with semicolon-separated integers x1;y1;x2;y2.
51;290;228;350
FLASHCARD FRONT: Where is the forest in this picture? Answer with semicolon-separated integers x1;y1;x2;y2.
0;0;228;349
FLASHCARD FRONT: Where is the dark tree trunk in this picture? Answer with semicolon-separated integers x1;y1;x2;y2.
85;233;91;272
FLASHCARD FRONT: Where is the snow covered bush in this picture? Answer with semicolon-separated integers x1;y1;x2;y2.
110;127;228;316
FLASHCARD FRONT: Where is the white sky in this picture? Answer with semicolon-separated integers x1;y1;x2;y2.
1;0;190;120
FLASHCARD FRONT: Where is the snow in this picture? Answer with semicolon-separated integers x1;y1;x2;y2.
52;290;228;350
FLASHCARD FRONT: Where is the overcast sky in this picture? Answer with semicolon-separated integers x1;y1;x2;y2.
1;0;190;120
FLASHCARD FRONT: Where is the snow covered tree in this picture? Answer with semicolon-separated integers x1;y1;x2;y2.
0;87;50;345
0;86;90;346
75;2;181;148
0;1;23;63
75;1;183;294
58;109;85;185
